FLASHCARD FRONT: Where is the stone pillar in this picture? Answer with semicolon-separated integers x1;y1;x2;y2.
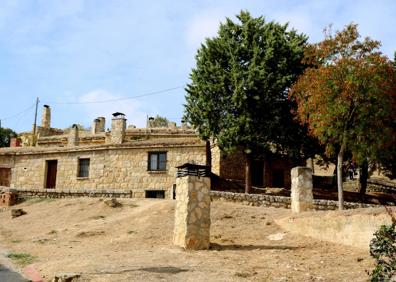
173;175;211;250
68;124;79;146
41;105;51;128
111;114;126;144
291;166;313;213
210;141;221;175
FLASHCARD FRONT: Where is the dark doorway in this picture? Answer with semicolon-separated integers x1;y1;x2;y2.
272;169;285;188
252;161;264;187
45;160;58;189
0;168;11;187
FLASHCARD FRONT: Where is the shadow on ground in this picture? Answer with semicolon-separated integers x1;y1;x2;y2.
209;243;300;251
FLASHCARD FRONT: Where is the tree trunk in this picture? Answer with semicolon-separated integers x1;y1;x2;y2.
245;153;252;194
205;140;211;168
337;134;347;210
359;158;368;198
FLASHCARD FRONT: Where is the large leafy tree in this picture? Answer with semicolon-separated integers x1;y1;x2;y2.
184;11;309;193
290;24;396;209
374;52;396;180
0;127;17;147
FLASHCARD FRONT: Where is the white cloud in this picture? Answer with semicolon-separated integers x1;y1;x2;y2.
78;90;148;129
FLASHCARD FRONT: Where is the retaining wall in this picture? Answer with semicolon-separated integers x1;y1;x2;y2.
0;187;132;198
210;191;378;210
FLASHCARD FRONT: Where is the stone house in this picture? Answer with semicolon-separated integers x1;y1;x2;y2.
0;105;300;197
0;106;206;199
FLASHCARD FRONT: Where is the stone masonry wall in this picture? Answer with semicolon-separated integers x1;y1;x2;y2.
5;145;206;199
210;191;378;210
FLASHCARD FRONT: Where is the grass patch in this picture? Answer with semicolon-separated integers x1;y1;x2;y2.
127;230;137;235
7;252;35;266
48;230;58;235
11;240;21;244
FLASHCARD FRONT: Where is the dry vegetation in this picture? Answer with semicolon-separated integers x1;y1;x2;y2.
0;198;376;281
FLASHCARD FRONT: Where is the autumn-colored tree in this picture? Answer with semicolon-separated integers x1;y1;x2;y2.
290;24;396;209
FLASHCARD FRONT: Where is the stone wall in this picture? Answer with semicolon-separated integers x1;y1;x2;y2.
1;188;131;198
210;191;378;210
313;176;396;194
276;207;395;250
367;179;396;194
2;145;206;199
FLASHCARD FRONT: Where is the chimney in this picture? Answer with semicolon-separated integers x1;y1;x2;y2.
97;117;105;132
10;138;21;147
68;124;79;146
91;119;100;134
41;105;51;128
111;112;126;144
148;117;155;128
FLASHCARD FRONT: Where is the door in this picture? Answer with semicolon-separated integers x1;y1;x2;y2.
46;160;58;189
252;161;264;187
0;168;11;187
272;169;285;188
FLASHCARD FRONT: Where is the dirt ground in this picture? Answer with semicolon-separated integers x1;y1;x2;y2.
0;198;376;281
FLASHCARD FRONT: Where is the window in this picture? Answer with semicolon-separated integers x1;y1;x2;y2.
148;152;167;171
78;158;90;178
145;190;165;199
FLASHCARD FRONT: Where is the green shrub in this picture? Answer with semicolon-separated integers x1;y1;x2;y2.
369;223;396;281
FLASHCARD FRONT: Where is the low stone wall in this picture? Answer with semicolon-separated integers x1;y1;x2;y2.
312;176;396;194
210;191;378;210
275;207;395;250
367;178;396;194
1;188;132;198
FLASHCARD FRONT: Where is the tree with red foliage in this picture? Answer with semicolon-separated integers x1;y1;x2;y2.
290;24;396;210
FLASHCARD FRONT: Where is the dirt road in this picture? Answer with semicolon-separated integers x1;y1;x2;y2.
0;198;374;281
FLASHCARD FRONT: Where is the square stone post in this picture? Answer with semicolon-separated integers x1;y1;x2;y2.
291;166;313;213
173;164;211;250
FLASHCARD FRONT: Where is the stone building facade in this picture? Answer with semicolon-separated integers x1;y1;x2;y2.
210;147;295;189
0;106;206;199
0;105;308;196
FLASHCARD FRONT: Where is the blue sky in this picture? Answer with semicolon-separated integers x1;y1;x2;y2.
0;0;395;132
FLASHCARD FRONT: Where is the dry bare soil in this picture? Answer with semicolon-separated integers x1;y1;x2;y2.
0;198;375;281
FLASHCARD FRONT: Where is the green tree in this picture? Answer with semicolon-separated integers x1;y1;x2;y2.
0;127;17;147
184;11;309;193
290;24;396;209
